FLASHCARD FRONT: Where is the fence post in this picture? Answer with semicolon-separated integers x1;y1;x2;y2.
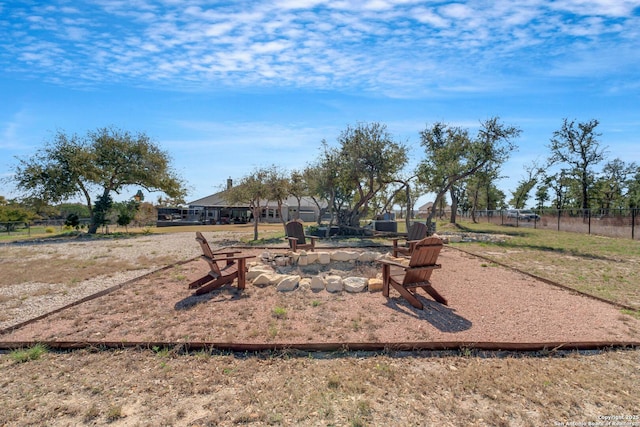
633;208;636;240
588;209;591;235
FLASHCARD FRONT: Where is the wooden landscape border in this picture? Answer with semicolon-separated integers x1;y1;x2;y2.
1;244;638;353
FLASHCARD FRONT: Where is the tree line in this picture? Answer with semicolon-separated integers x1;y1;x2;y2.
3;118;638;237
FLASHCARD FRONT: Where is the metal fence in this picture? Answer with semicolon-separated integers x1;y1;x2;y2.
0;219;92;238
468;208;639;240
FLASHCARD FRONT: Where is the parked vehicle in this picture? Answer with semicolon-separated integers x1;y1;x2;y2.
506;209;540;221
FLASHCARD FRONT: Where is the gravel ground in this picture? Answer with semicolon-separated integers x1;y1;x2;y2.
0;231;249;331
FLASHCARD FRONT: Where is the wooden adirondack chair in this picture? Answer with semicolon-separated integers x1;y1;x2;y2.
379;236;446;309
285;220;316;252
391;222;428;257
188;232;255;295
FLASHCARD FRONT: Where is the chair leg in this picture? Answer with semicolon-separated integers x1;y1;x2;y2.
420;285;448;305
382;264;390;297
390;282;423;309
194;275;234;295
236;259;247;290
188;274;214;289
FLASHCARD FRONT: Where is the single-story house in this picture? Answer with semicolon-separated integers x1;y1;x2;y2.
416;201;455;219
176;181;324;224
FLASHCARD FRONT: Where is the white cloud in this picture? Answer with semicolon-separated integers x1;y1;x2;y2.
439;3;474;19
550;0;640;17
1;0;638;95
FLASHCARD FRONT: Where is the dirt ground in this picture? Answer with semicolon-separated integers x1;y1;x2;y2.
1;234;639;426
2;247;639;347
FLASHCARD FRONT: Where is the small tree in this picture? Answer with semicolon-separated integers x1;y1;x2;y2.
509;161;543;209
593;158;637;212
12;127;185;234
92;193;113;233
64;213;80;230
289;170;306;220
417;117;521;229
0;203;34;231
114;201;139;232
134;202;157;228
320;122;408;230
548;119;606;211
304;146;341;232
224;168;269;241
264;165;291;228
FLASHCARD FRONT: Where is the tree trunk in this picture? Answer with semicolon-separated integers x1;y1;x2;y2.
449;187;458;224
252;205;261;241
88;189;110;234
405;184;412;231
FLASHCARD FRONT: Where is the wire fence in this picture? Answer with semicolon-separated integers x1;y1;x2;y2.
4;209;639;240
0;219;92;238
467;208;639;240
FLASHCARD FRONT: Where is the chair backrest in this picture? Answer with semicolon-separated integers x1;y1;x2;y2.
195;232;221;275
404;236;443;284
407;222;428;241
285;220;306;245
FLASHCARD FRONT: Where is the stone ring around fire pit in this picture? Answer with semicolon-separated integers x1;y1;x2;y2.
247;249;402;294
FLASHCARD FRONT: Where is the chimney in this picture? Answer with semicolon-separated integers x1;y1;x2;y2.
226;177;233;190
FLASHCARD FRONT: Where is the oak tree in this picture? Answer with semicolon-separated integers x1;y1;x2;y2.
12;127;185;234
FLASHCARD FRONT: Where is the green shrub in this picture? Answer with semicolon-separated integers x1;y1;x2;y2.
10;343;48;363
272;307;287;319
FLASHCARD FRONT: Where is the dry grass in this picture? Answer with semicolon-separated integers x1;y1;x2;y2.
0;347;638;426
448;220;640;310
0;254;140;288
1;225;639;425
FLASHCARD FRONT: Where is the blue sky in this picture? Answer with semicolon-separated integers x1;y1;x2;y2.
1;0;639;208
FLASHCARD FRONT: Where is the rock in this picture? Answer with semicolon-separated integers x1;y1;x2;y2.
275;256;289;266
298;254;308;266
447;234;462;243
317;252;331;264
357;251;381;262
269;274;286;285
331;250;359;262
306;252;318;264
368;278;383;292
276;275;300;292
252;273;274;287
299;278;311;291
247;266;274;280
325;275;343;293
310;276;325;291
343;277;367;293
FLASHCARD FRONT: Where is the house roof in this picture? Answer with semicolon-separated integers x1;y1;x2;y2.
188;191;228;207
417;202;433;212
188;191;322;209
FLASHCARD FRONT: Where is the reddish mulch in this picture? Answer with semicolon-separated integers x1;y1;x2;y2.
2;247;639;350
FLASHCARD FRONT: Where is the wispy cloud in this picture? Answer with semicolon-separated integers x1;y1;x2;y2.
1;1;638;96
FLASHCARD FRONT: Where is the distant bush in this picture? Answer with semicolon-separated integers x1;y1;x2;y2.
45;227;56;233
64;213;80;230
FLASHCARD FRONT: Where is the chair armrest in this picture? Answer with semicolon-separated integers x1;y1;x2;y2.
212;250;242;257
210;254;256;262
286;237;299;242
377;259;408;269
391;237;411;248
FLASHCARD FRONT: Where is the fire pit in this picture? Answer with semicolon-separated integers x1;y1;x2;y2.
249;249;391;293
